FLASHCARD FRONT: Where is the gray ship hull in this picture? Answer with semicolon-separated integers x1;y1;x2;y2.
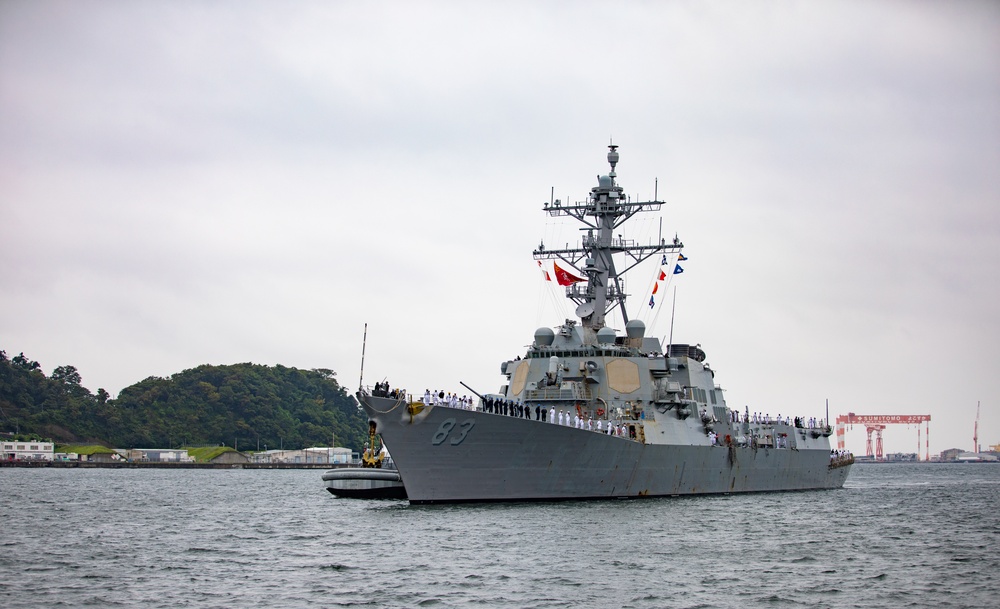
361;396;850;504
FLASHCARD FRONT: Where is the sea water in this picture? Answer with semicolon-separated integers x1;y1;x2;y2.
1;463;996;608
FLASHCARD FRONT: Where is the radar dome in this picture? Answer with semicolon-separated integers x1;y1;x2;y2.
597;327;616;344
625;319;646;339
534;327;555;347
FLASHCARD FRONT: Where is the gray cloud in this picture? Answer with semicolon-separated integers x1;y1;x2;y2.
1;0;997;455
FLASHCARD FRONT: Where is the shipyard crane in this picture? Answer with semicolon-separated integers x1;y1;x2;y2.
836;414;931;461
865;424;886;460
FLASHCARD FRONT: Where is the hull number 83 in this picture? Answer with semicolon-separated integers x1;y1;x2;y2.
431;418;476;446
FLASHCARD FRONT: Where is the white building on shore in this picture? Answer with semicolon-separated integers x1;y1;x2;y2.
2;441;55;461
120;449;195;463
250;447;353;464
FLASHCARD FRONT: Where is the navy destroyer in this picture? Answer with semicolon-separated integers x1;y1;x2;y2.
357;145;853;503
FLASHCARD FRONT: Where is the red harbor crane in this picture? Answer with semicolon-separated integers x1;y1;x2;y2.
865;424;886;459
836;413;931;461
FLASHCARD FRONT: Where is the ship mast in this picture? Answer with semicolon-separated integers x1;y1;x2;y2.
533;144;683;338
974;400;980;453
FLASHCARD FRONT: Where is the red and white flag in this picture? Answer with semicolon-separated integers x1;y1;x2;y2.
553;262;586;286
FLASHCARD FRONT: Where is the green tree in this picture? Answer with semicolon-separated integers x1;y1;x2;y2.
51;365;82;386
11;353;40;371
1;351;368;451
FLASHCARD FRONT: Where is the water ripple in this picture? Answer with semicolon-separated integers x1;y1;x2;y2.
1;463;997;608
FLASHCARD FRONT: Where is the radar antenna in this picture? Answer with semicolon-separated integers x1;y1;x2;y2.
532;145;682;335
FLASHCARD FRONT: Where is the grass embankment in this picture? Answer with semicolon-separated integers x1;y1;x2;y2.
54;444;117;455
51;444;241;462
184;446;240;462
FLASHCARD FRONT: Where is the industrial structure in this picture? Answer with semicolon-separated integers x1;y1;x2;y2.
836;414;931;460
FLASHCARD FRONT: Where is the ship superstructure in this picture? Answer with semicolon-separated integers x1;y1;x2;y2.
357;145;852;503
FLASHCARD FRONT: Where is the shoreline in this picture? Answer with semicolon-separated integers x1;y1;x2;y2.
4;460;994;470
0;461;347;469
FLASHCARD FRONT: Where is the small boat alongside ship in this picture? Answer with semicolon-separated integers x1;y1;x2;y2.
323;421;406;499
322;464;406;499
355;144;853;504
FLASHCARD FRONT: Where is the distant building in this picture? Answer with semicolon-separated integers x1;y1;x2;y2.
940;447;998;462
250;447;353;464
207;450;248;464
957;452;998;463
123;449;194;463
940;448;963;461
2;441;54;461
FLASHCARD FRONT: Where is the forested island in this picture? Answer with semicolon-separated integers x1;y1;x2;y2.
0;350;368;452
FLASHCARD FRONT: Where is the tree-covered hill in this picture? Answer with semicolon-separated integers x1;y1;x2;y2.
0;350;368;451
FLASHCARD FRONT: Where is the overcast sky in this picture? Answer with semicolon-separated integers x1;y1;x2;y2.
2;1;997;456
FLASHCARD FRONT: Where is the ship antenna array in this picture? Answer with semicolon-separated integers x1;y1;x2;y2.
359;323;367;393
667;286;677;350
